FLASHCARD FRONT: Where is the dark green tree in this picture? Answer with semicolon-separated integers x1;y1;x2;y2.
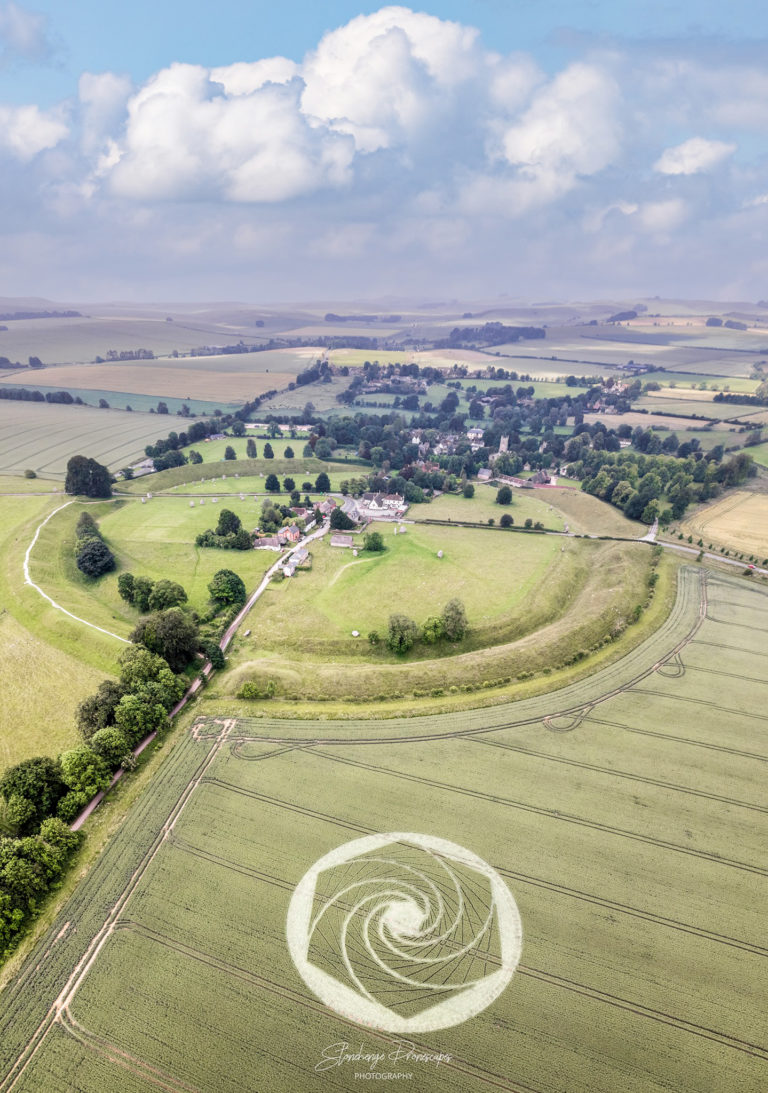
496;485;512;505
76;537;115;578
263;442;274;459
133;576;154;612
117;572;136;604
363;531;385;552
246;438;257;458
216;508;242;536
89;727;131;769
0;758;66;835
387;614;419;654
208;569;247;606
315;471;330;492
265;473;280;492
129;609;200;672
284;445;294;458
147;579;187;610
283;477;295;492
65;456;112;498
76;680;126;741
330;507;356;531
441;599;467;641
224;446;236;460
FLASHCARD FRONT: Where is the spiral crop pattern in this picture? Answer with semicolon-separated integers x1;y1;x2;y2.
288;833;522;1032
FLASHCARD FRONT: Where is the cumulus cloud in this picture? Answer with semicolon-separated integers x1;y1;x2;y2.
654;136;735;175
300;6;484;152
0;102;68;159
3;5;768;300
105;63;355;203
495;63;622;202
0;0;52;64
78;72;133;156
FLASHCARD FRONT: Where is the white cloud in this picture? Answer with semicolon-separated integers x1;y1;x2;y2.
0;102;68;159
497;63;622;199
0;1;52;63
210;57;299;96
654;137;735;175
300;6;484;152
78;72;133;156
106;63;355;203
638;198;688;232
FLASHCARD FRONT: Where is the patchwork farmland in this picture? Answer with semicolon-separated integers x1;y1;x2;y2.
0;568;765;1093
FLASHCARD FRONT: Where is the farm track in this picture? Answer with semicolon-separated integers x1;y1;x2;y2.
168;830;768;959
214;753;768;878
58;1006;196;1093
471;738;768;814
103;922;542;1093
0;720;236;1093
585;715;768;763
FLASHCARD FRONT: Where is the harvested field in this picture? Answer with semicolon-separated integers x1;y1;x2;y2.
679;491;768;559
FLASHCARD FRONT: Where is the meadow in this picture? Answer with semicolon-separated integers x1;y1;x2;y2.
408;484;565;528
0;494;112;767
744;440;768;468
1;568;765;1093
235;519;562;651
0;402;173;477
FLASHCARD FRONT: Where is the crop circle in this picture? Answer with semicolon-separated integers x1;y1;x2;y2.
286;832;522;1032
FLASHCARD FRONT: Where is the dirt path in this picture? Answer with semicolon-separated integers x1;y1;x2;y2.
23;500;129;644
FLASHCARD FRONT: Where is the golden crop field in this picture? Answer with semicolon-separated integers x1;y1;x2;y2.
1;361;297;404
680;491;768;559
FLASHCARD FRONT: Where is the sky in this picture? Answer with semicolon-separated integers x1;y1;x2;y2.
1;0;768;303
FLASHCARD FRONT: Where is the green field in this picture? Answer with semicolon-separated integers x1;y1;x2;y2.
0;401;174;477
1;568;765;1093
0;494;112;767
215;536;655;707
0;386;229;415
632;396;731;420
744;440;768;467
409;484;565;528
24;497;278;641
236;519;560;650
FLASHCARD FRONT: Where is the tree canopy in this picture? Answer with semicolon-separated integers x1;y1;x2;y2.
64;456;112;498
